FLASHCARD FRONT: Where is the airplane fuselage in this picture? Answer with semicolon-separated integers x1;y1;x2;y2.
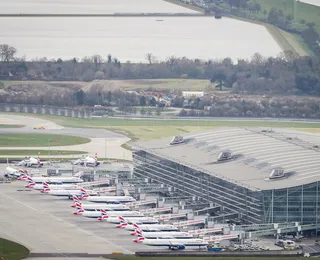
125;224;179;232
137;232;194;239
76;203;130;211
141;238;208;247
85;196;136;203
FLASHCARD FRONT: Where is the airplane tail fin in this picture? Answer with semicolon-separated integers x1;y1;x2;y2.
116;218;128;228
72;195;80;202
37;152;41;163
73;207;84;215
133;236;145;243
19;169;26;175
42;181;49;187
100;209;107;214
133;223;140;229
41;187;50;193
98;215;108;221
71;202;82;208
131;228;142;236
25;181;36;188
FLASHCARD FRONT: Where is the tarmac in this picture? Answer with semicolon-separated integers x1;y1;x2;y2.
0;114;132;160
0;181;152;256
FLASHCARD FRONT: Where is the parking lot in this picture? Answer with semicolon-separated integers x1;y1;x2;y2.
0;181;151;255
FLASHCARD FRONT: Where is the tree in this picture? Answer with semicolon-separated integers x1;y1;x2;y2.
107;54;112;64
211;69;227;90
139;96;146;106
150;97;157;107
75;90;85;105
0;44;17;62
145;53;157;65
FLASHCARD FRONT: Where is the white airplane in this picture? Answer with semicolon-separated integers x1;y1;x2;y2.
84;196;136;203
97;210;144;221
124;223;180;232
25;181;81;190
76;208;143;219
134;237;208;249
16;153;44;167
72;153;100;167
114;216;159;225
18;175;84;184
41;187;98;198
71;201;130;211
5;166;26;179
132;229;194;239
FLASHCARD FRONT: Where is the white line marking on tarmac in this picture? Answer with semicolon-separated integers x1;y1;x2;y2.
0;191;134;254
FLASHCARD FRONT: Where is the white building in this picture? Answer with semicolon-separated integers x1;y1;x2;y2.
182;91;204;98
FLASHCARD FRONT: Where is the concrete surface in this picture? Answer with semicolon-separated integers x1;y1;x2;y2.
0;181;150;255
0;114;132;160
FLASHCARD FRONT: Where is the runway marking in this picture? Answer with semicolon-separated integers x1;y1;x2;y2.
0;190;134;254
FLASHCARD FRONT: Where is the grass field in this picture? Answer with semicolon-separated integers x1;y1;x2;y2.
8;113;320;141
83;79;212;92
0;80;87;88
0;133;90;147
0;124;24;128
0;238;29;260
0;150;86;156
108;256;304;260
251;0;320;33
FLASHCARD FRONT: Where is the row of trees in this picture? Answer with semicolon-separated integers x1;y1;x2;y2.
178;96;320;118
1;45;320;96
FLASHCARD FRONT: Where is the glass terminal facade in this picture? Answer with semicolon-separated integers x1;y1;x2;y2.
133;149;320;225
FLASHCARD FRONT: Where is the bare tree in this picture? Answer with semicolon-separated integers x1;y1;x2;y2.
145;53;157;65
0;44;17;62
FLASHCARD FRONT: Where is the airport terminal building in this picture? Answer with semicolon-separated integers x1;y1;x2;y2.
133;128;320;225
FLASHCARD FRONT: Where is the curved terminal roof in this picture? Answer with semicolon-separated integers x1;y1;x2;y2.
135;127;320;191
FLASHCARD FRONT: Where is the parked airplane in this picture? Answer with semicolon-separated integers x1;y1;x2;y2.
25;181;81;190
18;175;83;184
72;153;100;167
133;230;194;239
5;166;26;179
15;153;44;167
41;187;98;198
83;195;136;203
71;201;130;211
114;216;159;226
77;208;143;219
134;237;208;249
124;223;180;232
97;210;144;221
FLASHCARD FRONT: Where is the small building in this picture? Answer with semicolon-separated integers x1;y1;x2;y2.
182;91;204;98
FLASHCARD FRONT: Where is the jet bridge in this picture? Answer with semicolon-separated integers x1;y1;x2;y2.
126;199;157;207
139;207;172;215
154;213;187;221
173;219;205;228
188;227;223;236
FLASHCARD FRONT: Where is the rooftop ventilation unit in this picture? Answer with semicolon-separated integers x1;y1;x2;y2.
170;135;185;145
269;168;286;180
217;151;233;162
